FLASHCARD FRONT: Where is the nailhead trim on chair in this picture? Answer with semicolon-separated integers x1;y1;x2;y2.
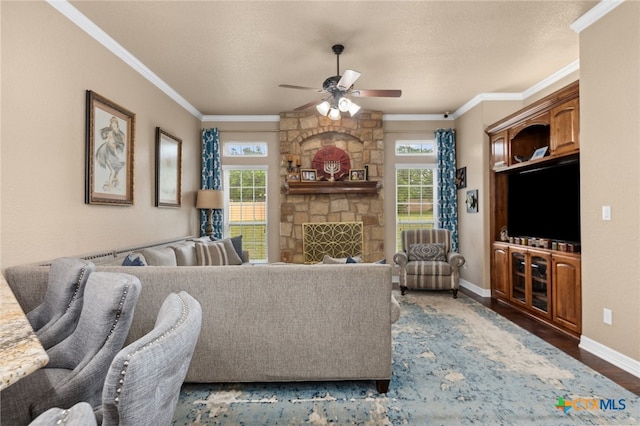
104;283;130;344
114;294;189;405
64;266;90;313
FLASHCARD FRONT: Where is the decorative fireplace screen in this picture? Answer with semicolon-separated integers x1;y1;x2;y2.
302;222;363;264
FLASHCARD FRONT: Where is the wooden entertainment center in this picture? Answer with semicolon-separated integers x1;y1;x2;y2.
486;81;581;336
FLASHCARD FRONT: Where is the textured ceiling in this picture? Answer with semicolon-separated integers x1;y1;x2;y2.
69;1;598;117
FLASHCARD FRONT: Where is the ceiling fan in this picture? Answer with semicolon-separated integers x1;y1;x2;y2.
279;44;402;120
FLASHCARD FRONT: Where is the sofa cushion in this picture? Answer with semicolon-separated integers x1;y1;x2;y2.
172;242;197;266
406;260;451;276
195;240;242;266
408;243;446;261
122;253;147;266
140;247;177;266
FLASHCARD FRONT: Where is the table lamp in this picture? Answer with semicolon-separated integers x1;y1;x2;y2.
196;189;223;236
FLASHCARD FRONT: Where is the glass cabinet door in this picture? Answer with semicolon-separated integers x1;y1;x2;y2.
510;251;526;304
530;254;549;314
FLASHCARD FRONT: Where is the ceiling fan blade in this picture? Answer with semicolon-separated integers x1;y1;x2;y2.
294;98;325;111
279;84;324;93
350;89;402;98
336;70;361;90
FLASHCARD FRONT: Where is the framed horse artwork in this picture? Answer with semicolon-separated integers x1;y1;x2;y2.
85;90;136;205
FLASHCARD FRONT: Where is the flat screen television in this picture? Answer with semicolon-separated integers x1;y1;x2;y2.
507;159;580;243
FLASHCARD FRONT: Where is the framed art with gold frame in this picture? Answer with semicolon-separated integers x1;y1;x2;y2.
85;90;135;205
286;171;300;182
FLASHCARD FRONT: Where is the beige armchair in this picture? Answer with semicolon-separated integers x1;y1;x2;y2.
393;229;465;298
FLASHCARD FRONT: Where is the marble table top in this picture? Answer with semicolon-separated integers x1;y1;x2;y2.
0;275;49;390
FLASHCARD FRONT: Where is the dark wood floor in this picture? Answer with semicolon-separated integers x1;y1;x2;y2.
459;288;640;396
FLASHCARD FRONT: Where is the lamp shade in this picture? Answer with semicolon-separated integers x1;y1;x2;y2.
328;107;341;120
316;101;331;116
196;189;223;209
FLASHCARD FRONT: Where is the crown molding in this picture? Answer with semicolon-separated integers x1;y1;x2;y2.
202;115;280;122
521;60;580;99
49;0;605;124
383;114;453;122
454;92;524;118
571;0;625;33
47;0;203;120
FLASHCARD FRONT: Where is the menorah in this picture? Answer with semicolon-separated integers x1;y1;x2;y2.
323;160;340;181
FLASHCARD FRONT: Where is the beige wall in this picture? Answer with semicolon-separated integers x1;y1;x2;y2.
579;1;639;361
1;2;201;268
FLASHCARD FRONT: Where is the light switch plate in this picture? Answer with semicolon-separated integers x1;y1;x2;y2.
602;206;611;221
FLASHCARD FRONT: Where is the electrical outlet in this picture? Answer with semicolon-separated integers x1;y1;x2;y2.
602;206;611;221
603;308;612;325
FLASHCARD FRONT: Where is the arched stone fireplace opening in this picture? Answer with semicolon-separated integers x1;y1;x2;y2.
279;111;385;263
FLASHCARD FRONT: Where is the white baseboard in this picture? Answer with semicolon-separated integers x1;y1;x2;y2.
579;336;640;379
459;279;491;298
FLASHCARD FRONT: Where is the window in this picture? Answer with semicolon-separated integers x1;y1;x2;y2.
395;166;437;251
224;142;268;157
223;167;268;262
395;140;436;156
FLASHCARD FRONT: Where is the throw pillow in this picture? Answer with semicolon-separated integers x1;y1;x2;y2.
171;242;197;266
408;243;446;261
140;247;177;266
230;235;243;260
322;255;347;264
374;258;387;264
122;253;147;266
322;254;362;264
195;240;243;266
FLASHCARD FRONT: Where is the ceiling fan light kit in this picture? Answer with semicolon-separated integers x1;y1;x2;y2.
316;101;331;116
280;44;401;120
328;107;341;121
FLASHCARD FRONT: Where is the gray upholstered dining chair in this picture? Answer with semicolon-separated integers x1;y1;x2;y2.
28;402;97;426
393;229;466;298
1;272;141;425
98;291;202;426
27;257;96;349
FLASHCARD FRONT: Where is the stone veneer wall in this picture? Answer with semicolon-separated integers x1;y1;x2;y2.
279;111;385;263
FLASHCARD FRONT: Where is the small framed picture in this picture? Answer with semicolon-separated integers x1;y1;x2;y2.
530;146;549;160
455;167;467;190
286;171;300;182
466;189;479;213
300;169;318;182
349;169;366;181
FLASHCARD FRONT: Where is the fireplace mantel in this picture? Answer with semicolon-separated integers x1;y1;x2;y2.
284;180;381;195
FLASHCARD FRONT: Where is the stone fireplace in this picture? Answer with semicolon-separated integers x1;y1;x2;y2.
279;111;385;263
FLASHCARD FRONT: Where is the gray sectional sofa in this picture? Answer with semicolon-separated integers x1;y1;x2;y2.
4;237;400;393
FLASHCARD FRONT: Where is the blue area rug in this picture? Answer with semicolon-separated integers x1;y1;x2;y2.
172;291;639;425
